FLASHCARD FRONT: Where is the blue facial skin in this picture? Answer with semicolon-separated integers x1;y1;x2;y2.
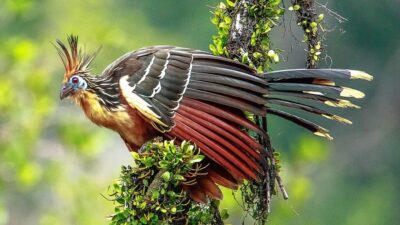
68;75;87;91
60;75;87;99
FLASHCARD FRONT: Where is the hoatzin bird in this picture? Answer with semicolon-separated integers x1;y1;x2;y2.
56;35;372;203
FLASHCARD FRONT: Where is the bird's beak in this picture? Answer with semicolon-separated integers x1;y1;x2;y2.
60;84;74;100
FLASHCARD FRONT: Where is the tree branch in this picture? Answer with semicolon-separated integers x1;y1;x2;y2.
291;0;324;68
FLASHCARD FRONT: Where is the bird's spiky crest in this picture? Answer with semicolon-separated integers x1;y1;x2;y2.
54;35;100;81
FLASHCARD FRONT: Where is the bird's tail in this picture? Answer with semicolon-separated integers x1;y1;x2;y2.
264;69;373;140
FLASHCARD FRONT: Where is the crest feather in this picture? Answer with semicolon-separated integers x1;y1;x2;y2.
54;35;100;81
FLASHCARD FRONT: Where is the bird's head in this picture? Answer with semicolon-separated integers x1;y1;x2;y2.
60;74;89;99
54;35;99;100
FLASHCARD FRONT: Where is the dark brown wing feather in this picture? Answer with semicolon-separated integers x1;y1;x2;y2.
103;47;193;132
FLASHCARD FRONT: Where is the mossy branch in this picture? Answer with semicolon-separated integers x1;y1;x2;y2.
108;140;223;225
210;0;284;72
290;0;327;68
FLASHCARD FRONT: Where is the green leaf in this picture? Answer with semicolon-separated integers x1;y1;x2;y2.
310;22;318;28
140;216;148;224
241;52;249;63
211;17;219;25
161;171;171;181
158;160;169;169
224;16;232;25
170;207;177;214
317;14;325;22
267;50;276;57
270;0;281;7
226;0;235;8
139;202;147;209
293;4;301;11
273;54;280;63
131;152;140;160
151;190;160;200
250;33;257;46
181;141;194;155
174;174;185;181
256;66;264;73
253;52;262;59
190;155;204;164
315;42;321;50
167;191;176;197
216;44;224;55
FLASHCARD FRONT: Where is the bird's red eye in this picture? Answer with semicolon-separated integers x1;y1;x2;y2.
72;77;79;84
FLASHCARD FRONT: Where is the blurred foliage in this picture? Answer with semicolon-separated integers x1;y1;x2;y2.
0;0;398;225
0;0;219;224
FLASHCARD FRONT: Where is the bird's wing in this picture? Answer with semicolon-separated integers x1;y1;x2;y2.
104;47;193;132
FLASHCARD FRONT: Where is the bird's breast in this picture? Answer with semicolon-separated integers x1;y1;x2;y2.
78;92;157;148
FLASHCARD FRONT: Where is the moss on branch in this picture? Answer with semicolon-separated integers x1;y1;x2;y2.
210;0;284;72
290;0;326;68
108;140;224;225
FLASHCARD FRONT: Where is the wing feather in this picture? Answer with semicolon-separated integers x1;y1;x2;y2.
116;47;193;132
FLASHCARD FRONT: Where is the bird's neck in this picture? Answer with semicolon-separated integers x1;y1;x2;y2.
85;75;121;110
73;75;123;126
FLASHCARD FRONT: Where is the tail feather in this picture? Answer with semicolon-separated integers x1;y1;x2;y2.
275;78;336;86
266;69;373;81
267;108;333;140
267;98;352;124
268;82;366;99
265;69;372;139
268;91;361;109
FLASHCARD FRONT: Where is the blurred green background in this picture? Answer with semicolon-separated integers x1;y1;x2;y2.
0;0;398;224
